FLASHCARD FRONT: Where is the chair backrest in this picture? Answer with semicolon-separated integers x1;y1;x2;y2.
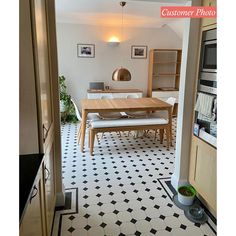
126;94;139;99
101;94;113;99
71;98;82;121
166;97;176;114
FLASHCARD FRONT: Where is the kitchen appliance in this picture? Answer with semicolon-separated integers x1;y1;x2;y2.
199;28;217;95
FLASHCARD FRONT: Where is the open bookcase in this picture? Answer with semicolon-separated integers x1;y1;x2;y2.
147;49;182;116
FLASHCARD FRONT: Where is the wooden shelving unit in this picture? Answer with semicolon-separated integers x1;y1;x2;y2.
147;49;182;116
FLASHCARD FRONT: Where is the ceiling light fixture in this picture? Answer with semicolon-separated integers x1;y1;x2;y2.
112;1;131;81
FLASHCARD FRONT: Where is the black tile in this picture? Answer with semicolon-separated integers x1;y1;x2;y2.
98;211;105;216
100;222;107;228
173;213;179;218
134;231;142;236
84;225;91;231
67;227;75;233
145;216;151;222
116;220;122;226
159;215;165;220
150;228;157;234
180;224;187;230
83;213;90;219
113;209;119;214
127;208;133;213
68;215;75;221
130;218;137;224
165;226;172;232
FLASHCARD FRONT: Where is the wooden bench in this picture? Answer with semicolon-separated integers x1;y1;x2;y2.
88;117;171;155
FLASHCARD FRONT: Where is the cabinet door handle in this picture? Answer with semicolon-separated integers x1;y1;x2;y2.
30;185;38;203
44;166;50;183
43;124;49;142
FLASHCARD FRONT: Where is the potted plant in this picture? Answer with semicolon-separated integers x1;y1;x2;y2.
59;75;78;123
177;185;196;206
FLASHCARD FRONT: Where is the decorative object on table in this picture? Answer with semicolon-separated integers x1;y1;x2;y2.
105;85;110;90
177;185;196;206
59;75;78;123
131;45;147;59
77;44;95;58
112;1;131;81
193;123;200;136
89;82;104;91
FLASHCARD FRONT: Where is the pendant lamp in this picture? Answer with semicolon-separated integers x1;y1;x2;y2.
112;1;131;81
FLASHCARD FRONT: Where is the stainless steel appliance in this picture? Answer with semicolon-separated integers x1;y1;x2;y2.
199;28;217;95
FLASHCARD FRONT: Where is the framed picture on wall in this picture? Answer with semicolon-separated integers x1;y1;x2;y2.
77;44;95;58
131;45;147;59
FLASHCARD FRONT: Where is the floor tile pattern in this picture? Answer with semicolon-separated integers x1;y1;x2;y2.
52;119;216;236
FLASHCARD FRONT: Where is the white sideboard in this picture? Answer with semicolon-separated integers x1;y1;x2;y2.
87;89;143;99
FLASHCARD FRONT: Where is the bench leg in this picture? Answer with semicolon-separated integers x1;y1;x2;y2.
90;129;95;156
166;127;170;150
160;129;164;144
154;129;157;141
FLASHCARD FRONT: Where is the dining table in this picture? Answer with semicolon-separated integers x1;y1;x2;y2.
79;97;172;152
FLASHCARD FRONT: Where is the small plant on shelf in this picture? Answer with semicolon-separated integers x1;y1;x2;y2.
59;75;78;123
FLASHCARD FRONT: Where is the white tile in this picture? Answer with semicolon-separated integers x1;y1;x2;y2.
136;220;152;233
87;226;104;236
100;203;115;213
120;222;136;235
117;211;132;222
164;216;181;228
102;212;118;224
131;210;147;220
150;218;166;230
114;201;128;211
87;215;103;227
104;224;121;236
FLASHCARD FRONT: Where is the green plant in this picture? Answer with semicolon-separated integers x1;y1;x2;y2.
59;75;78;123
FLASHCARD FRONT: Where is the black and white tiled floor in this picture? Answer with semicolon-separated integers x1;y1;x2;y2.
52;119;216;236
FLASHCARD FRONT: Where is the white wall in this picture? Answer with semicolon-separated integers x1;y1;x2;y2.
56;23;182;105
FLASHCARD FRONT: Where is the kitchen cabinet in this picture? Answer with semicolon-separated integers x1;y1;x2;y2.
20;0;57;234
189;135;216;215
31;0;54;151
202;0;217;28
20;168;46;236
44;143;56;236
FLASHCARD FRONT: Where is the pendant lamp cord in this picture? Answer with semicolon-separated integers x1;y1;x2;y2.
120;2;126;68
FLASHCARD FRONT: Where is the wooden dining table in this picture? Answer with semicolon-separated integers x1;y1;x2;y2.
79;97;172;152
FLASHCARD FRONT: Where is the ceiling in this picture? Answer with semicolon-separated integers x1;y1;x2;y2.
55;0;187;29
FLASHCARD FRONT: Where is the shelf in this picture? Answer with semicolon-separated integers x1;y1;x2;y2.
153;61;181;64
152;88;178;92
153;73;180;77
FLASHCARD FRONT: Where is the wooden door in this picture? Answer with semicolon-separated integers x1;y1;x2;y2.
44;142;56;235
189;135;216;213
30;0;53;149
20;172;46;236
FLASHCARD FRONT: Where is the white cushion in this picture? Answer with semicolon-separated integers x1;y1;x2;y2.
91;117;168;128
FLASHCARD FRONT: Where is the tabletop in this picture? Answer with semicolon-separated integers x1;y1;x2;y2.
80;97;171;112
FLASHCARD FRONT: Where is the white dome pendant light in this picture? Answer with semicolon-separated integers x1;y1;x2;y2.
112;1;131;81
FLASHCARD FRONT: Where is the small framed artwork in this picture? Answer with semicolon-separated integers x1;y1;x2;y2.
131;45;147;59
77;44;95;58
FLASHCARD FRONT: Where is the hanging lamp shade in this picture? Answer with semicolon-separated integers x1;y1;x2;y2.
112;1;131;81
112;67;131;81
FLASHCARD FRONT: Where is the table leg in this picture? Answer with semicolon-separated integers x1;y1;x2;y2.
80;110;88;152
